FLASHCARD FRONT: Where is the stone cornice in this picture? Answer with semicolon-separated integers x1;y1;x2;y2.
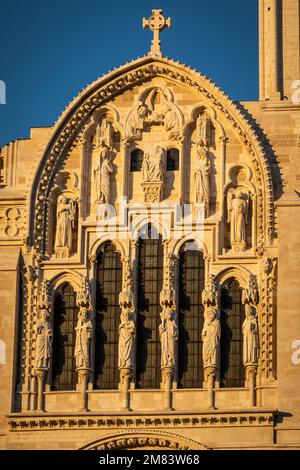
7;409;276;432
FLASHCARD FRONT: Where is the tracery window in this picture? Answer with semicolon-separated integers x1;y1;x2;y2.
52;283;78;391
136;225;163;388
94;242;122;390
220;278;245;388
178;245;205;388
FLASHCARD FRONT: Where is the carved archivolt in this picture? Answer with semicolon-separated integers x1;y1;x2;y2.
80;431;208;450
27;56;274;255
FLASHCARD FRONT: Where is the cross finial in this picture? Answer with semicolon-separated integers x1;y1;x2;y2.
143;9;171;57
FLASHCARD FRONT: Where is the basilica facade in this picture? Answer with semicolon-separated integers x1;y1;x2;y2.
0;1;300;450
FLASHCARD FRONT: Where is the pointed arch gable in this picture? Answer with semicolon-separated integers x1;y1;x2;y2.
26;56;275;255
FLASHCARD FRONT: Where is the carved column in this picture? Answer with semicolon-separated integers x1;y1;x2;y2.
159;250;178;410
258;258;277;381
118;256;136;411
35;369;47;412
33;279;53;412
75;276;93;412
242;274;260;407
201;275;221;409
122;138;131;200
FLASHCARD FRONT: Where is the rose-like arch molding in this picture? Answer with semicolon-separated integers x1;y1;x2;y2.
79;430;209;451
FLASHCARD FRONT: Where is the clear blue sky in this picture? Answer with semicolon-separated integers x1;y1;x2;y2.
0;0;259;148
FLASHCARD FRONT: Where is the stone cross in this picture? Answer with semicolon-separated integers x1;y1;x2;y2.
143;9;171;57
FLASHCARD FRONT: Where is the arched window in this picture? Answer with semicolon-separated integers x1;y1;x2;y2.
167;148;179;171
178;244;205;388
52;283;78;391
94;242;122;389
136;225;163;388
220;278;245;388
130;149;144;172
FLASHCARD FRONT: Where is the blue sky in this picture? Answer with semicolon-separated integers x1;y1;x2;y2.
0;0;258;147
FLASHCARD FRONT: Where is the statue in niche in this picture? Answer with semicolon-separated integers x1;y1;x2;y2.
202;305;221;368
194;144;211;210
227;189;249;250
74;307;93;369
96;117;113;149
127;103;149;140
118;309;136;369
34;308;53;370
196;113;211;147
94;141;113;204
242;304;259;365
159;307;178;368
54;195;76;258
142;145;166;183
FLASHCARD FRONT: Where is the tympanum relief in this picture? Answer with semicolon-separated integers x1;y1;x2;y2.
125;87;182;142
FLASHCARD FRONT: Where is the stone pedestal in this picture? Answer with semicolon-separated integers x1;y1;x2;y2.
141;181;163;203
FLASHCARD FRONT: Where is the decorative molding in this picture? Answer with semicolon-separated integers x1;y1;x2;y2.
7;411;276;432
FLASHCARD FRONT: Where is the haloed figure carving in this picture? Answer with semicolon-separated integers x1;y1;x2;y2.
243;304;259;365
202;305;221;368
159;307;178;368
94;141;113;204
54;195;76;257
75;307;93;369
34;309;52;370
118;309;136;370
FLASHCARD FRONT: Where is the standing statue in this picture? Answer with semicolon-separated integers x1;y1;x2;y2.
159;307;178;368
242;304;259;365
194;145;211;207
34;309;53;369
142;146;166;183
74;307;93;369
54;195;76;257
94;142;113;204
118;310;136;369
196;113;210;147
202;305;221;368
227;190;249;249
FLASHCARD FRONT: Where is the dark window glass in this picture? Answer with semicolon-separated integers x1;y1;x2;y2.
94;242;122;389
178;247;205;388
220;279;245;388
130;149;144;172
136;225;163;388
167;148;179;171
52;284;78;391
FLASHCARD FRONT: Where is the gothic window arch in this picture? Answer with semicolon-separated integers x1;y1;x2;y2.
94;242;122;390
136;224;163;389
166;148;179;171
130;149;144;172
178;243;205;388
220;278;245;388
52;283;78;391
